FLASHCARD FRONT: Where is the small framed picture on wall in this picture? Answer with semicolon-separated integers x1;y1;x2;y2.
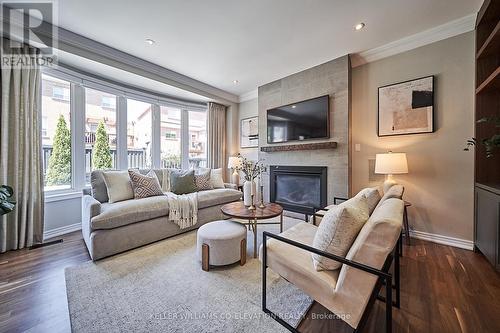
378;75;434;136
240;116;258;148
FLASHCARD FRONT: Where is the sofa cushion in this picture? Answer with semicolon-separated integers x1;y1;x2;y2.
210;168;225;189
259;222;339;310
311;195;370;271
102;170;135;203
170;170;198;195
374;184;404;211
195;168;214;191
90;170;111;203
334;197;404;328
129;169;163;199
91;196;170;230
355;187;381;215
197;188;242;209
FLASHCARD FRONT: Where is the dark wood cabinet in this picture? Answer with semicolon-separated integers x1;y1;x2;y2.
474;0;500;271
475;184;500;270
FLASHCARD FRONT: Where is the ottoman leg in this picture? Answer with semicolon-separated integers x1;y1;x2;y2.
202;243;210;271
240;239;247;266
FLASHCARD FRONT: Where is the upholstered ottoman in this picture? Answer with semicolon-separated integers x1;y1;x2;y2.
196;220;247;271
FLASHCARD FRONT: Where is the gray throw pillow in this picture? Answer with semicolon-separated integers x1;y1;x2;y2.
128;169;164;199
170;170;198;195
90;170;110;203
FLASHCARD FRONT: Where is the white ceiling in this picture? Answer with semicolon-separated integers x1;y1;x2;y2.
50;0;482;98
57;50;211;103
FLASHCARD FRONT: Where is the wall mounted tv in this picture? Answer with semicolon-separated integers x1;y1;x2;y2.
267;95;329;144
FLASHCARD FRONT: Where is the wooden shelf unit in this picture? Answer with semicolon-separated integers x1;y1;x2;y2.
474;0;500;271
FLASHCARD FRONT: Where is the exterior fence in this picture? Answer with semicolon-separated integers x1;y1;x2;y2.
42;146;207;183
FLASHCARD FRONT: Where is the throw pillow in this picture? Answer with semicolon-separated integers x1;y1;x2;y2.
311;195;370;271
128;169;164;199
374;184;404;211
210;168;225;189
194;168;213;191
356;187;382;215
161;168;179;192
90;170;110;203
102;170;134;203
170;170;198;195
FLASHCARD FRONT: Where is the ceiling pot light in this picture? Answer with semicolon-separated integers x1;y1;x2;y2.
291;105;297;108
355;23;365;31
145;38;156;45
233;80;239;84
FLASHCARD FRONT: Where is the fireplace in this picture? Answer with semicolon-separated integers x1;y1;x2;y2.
270;165;327;215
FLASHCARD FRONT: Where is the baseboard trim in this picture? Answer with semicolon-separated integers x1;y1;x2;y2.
43;223;81;241
410;230;473;251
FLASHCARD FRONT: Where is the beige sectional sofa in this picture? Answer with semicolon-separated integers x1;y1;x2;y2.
82;169;242;260
261;185;404;332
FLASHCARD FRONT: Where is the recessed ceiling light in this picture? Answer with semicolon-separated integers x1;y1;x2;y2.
291;105;297;108
355;23;365;31
233;80;239;84
145;38;156;45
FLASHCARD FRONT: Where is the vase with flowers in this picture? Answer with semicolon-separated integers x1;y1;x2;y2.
237;154;266;207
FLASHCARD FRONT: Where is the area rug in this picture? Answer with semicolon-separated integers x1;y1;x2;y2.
65;219;312;333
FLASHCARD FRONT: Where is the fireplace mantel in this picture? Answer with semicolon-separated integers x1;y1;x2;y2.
260;141;337;152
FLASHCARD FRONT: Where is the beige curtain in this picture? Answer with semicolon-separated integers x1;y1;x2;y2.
0;39;44;252
206;102;226;169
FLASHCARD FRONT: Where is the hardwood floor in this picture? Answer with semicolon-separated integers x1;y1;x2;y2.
1;233;500;333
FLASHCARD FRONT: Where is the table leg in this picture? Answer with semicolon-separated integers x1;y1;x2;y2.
253;218;257;258
403;206;410;245
280;213;283;233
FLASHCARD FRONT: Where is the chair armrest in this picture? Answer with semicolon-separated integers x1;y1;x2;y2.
262;231;391;279
333;197;348;205
82;195;101;226
224;183;238;190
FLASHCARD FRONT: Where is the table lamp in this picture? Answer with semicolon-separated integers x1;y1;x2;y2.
228;156;242;185
375;152;408;193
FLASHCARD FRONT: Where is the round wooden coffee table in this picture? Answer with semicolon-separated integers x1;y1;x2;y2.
221;202;283;258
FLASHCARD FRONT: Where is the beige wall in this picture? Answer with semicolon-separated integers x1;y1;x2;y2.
238;98;259;161
352;32;475;241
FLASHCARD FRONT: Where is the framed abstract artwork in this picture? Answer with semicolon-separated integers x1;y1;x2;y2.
378;76;434;136
240;116;259;148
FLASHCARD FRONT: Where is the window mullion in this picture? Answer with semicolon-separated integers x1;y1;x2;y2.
72;83;86;190
151;104;161;169
117;96;128;170
181;109;189;169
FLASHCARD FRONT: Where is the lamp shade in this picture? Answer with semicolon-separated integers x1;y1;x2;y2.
228;156;242;169
375;153;408;174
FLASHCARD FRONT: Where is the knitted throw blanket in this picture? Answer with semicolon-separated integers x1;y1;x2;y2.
165;192;198;229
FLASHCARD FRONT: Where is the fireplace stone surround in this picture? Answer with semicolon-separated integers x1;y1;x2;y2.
257;55;351;210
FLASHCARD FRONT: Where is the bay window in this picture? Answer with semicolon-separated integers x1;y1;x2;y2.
41;74;72;191
160;106;182;169
127;99;153;169
41;68;208;195
188;111;207;169
85;88;117;183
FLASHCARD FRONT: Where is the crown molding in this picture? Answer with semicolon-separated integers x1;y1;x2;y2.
0;10;239;104
351;13;477;67
238;89;258;103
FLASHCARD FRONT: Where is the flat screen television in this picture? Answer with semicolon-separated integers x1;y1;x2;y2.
267;95;329;144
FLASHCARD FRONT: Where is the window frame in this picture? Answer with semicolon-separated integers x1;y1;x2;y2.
41;66;208;198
